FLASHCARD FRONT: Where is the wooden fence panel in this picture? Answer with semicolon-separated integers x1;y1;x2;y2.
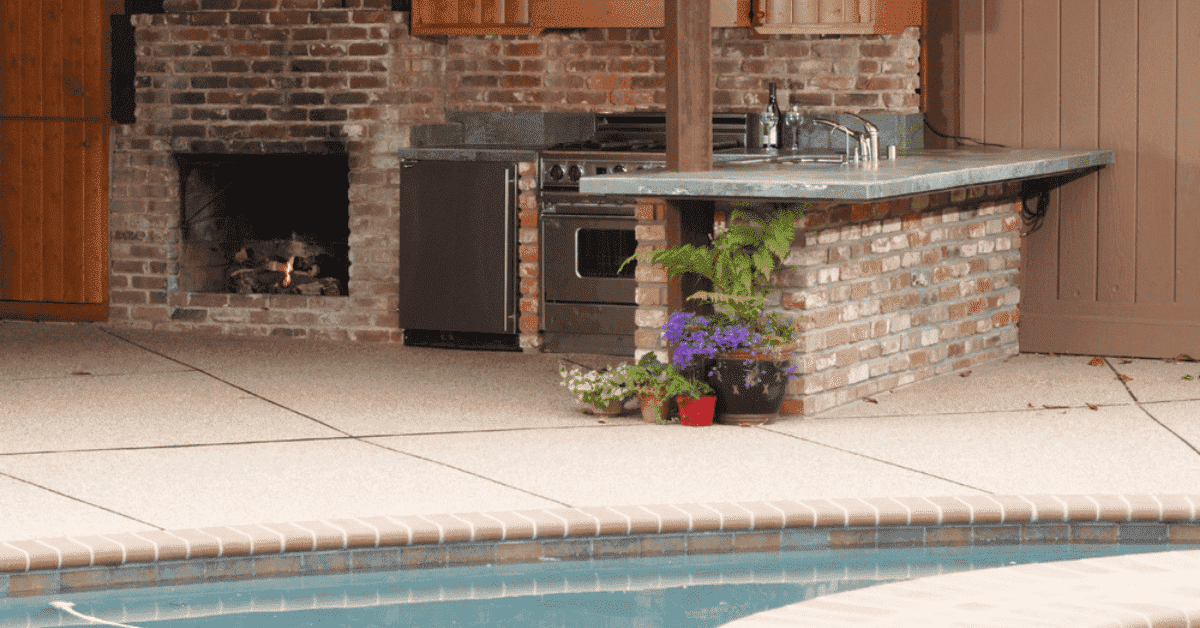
1056;0;1099;303
1179;1;1200;307
0;0;108;319
1094;0;1138;305
942;0;1200;357
1134;0;1176;305
1018;0;1060;308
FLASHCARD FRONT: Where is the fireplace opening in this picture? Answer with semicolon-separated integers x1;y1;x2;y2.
176;154;351;296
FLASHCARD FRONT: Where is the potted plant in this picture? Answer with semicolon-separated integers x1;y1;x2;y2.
624;352;674;422
624;352;715;424
622;204;805;425
669;374;716;427
557;361;635;416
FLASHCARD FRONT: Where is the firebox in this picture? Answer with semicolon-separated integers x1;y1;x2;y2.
175;154;351;296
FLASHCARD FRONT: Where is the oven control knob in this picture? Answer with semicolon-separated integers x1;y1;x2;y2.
567;164;583;182
612;164;626;173
548;164;565;181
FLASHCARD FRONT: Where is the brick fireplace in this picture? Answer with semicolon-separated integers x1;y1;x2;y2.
109;0;410;341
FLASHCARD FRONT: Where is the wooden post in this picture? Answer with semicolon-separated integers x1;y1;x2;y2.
664;0;711;173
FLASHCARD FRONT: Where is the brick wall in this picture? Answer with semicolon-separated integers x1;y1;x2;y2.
431;27;921;115
108;3;921;342
634;186;1024;417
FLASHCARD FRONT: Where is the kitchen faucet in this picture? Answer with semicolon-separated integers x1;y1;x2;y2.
812;118;868;162
812;113;881;163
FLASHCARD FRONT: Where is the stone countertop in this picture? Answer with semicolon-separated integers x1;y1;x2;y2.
397;146;543;163
577;147;1115;201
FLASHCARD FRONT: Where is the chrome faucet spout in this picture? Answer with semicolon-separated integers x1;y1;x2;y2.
843;113;880;162
812;118;866;162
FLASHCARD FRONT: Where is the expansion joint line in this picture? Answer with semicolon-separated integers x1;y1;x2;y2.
1104;357;1200;457
760;428;991;494
100;328;354;437
100;328;572;508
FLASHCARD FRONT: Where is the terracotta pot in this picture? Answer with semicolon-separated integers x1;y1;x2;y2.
707;343;796;425
637;390;670;423
676;395;716;426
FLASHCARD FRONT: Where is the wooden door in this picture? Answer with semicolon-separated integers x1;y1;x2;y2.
0;0;109;321
926;0;1200;358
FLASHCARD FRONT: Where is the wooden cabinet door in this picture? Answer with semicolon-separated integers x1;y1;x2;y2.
533;0;750;28
413;0;749;31
531;0;664;28
411;0;540;35
753;0;921;34
0;0;109;321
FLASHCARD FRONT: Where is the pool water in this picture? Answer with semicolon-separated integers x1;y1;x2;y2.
3;544;1194;628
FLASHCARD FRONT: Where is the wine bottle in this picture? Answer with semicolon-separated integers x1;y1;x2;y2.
761;82;782;149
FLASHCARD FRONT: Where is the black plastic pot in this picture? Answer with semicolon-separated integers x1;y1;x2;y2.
706;357;789;425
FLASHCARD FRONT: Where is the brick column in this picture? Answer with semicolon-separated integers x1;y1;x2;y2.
632;198;675;363
516;161;541;352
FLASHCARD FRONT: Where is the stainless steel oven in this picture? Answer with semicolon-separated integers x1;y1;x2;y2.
537;113;753;355
540;192;640;355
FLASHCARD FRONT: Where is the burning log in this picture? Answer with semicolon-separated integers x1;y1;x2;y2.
228;234;342;296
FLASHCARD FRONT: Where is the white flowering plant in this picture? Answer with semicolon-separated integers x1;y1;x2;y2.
558;361;636;409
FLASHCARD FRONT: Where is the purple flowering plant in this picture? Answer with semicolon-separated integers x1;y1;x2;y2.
663;311;799;377
621;204;807;374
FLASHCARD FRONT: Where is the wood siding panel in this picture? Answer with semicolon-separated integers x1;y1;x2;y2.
982;0;1021;146
1095;0;1137;305
1056;0;1099;302
949;0;1197;357
957;0;984;142
83;122;106;304
0;0;108;318
1179;0;1200;306
18;122;44;300
1134;0;1176;305
1018;0;1059;308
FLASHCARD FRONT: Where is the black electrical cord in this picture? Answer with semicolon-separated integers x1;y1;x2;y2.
1020;186;1051;234
920;114;1056;232
1017;170;1099;235
921;114;1008;148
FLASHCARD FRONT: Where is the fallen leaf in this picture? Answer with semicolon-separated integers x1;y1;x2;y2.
71;370;92;376
1088;356;1105;366
1086;403;1099;410
959;370;972;378
597;420;606;424
1119;359;1133;364
1184;375;1195;381
1042;404;1068;409
739;423;753;427
1027;403;1035;408
864;397;879;404
1168;354;1197;363
1119;374;1132;382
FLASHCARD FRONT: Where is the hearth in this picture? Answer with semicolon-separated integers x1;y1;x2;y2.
175;154;350;296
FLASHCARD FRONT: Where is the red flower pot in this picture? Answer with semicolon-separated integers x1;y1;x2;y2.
676;395;716;427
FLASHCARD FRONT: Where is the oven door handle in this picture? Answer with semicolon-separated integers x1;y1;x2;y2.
504;167;513;332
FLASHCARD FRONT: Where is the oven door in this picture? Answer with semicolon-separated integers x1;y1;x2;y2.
541;214;638;305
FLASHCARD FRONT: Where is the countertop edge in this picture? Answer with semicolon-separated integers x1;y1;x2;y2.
577;148;1115;201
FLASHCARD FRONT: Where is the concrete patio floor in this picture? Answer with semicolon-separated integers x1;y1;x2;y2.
3;319;1200;545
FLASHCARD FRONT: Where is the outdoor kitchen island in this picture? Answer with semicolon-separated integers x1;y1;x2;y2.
580;147;1114;416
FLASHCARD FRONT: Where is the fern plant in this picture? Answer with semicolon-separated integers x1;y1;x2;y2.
622;204;806;344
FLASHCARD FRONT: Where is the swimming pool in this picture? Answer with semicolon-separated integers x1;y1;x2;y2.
3;543;1195;628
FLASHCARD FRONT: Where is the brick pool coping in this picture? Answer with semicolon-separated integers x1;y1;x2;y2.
3;493;1198;601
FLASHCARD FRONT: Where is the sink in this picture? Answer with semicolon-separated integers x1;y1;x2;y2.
718;153;848;166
